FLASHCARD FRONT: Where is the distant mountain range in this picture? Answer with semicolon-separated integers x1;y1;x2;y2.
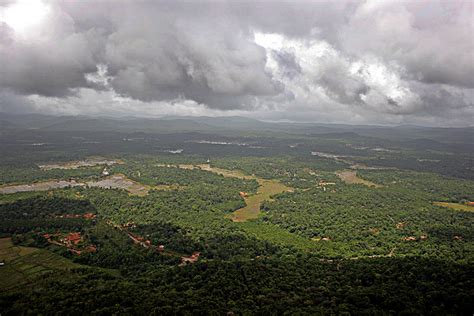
1;112;473;150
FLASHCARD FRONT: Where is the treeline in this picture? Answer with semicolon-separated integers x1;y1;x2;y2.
1;256;472;315
0;165;102;185
0;197;96;220
0;197;95;237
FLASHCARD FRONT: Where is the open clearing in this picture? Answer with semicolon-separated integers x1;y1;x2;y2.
336;170;382;188
0;237;80;290
38;157;122;170
179;164;291;222
0;180;85;194
0;174;175;196
230;180;290;222
166;163;257;180
433;202;474;212
164;164;291;221
86;174;151;196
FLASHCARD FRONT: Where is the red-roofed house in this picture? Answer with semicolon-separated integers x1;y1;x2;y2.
66;232;82;245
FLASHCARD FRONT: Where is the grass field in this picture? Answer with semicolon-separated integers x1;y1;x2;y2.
433;202;474;212
230;179;291;222
336;170;382;188
172;164;292;222
0;238;80;290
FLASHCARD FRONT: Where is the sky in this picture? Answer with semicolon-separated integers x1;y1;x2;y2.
0;0;473;126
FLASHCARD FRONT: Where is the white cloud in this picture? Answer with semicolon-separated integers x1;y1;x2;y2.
0;0;472;126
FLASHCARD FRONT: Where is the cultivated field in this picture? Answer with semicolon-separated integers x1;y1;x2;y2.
0;238;79;290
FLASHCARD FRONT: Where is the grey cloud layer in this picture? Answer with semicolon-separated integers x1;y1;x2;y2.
0;0;472;125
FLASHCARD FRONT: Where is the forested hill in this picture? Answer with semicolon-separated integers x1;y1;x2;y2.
2;113;473;151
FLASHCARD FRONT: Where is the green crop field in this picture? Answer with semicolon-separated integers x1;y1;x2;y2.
0;238;80;290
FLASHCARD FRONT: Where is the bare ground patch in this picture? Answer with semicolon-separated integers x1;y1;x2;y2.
336;170;382;188
0;174;174;196
433;202;474;212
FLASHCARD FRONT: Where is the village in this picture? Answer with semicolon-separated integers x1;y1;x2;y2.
43;232;97;255
106;220;201;266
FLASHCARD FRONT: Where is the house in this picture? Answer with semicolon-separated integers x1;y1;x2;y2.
453;235;463;241
83;213;96;219
239;191;248;198
467;201;474;206
102;167;109;176
319;181;336;186
66;232;82;245
396;222;406;229
85;245;97;253
403;236;417;241
420;235;428;241
158;245;165;252
123;221;136;228
180;251;201;265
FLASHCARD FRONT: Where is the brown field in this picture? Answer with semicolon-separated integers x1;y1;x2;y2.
195;164;257;180
433;202;474;212
169;163;257;180
336;170;382;188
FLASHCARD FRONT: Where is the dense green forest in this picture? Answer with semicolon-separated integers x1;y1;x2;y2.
0;125;473;314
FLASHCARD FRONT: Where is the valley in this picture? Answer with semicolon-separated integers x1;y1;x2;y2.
0;115;473;314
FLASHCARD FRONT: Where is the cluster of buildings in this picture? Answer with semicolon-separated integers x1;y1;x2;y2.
180;252;201;266
107;220;202;266
43;232;97;255
317;180;336;192
403;235;428;242
56;213;96;219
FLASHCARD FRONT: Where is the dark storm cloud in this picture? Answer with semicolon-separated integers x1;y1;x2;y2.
103;6;281;109
0;89;37;113
0;13;104;97
0;0;472;125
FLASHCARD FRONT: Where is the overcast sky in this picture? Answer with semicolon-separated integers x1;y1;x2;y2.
0;0;473;126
